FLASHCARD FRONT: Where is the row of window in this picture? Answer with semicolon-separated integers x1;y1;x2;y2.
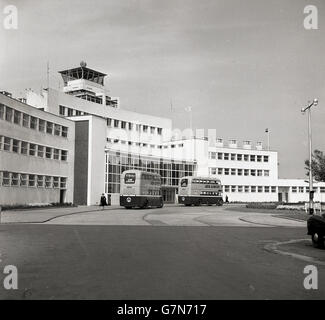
0;136;68;161
0;104;69;137
106;118;163;135
223;185;277;193
0;171;67;189
210;167;269;177
59;105;89;117
292;186;325;193
209;152;269;162
107;138;183;149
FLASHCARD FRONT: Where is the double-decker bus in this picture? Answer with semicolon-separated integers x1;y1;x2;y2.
120;170;164;209
178;176;223;206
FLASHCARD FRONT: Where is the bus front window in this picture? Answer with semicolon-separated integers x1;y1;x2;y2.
125;173;136;184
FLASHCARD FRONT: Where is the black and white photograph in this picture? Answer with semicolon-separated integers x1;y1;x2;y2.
0;0;325;312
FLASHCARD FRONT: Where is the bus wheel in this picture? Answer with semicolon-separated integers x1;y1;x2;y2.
158;201;164;208
185;204;191;207
125;206;132;209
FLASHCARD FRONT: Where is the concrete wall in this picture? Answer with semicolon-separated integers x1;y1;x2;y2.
0;93;75;205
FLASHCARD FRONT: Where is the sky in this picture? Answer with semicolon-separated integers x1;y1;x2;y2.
0;0;324;178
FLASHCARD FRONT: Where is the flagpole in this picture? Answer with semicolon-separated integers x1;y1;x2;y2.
267;130;270;151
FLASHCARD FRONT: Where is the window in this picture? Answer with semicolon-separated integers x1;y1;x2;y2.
258;186;263;193
53;149;60;160
217;153;222;160
12;139;19;153
54;124;61;136
244;154;249;161
21;141;28;155
2;172;10;186
210;168;216;175
271;186;277;193
257;170;263;176
218;168;223;175
224;153;229;160
22;114;30;127
244;169;249;176
244;186;250;193
121;121;126;129
20;174;27;187
0;104;4;119
107;118;112;127
59;105;66;116
257;155;262;162
62;126;68;137
150;126;155;134
67;108;73;116
45;176;52;188
46;147;52;159
39;119;45;132
231;153;236;160
224;185;230;192
128;122;133;130
237;169;243;176
231;168;236;175
251;169;256;176
231;185;236;192
37;175;44;187
299;186;304;193
263;156;269;162
224;168;229;175
320;187;325;193
53;177;60;188
29;143;36;156
3;137;11;151
251;186;256;193
250;155;255;162
238;186;243;193
157;128;162;135
5;107;13;122
11;172;18;186
264;186;270;193
28;174;36;187
237;154;242;161
30;116;37;129
292;187;297;193
210;152;216;159
14;110;21;124
76;110;81;116
60;177;67;189
114;120;119;128
0;135;2;149
264;170;270;177
61;150;68;161
46;122;53;134
143;125;148;133
37;145;44;158
180;178;188;187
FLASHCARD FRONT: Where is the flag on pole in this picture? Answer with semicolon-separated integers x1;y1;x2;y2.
265;128;269;133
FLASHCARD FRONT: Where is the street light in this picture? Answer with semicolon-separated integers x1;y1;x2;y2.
301;98;318;215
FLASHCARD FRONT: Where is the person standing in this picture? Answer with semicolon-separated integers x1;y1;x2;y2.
225;195;229;204
100;193;107;210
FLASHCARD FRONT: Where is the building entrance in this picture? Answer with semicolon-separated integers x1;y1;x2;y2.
162;186;176;203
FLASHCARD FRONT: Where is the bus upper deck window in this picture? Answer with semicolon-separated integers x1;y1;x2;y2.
125;173;136;184
181;179;188;187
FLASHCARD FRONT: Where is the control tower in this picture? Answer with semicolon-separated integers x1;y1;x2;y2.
58;61;119;108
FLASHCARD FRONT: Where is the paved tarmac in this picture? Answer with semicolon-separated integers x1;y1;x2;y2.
0;205;323;300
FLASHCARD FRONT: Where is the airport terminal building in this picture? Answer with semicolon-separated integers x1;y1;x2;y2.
1;62;325;206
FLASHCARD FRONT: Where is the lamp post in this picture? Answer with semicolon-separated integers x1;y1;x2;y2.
301;98;318;215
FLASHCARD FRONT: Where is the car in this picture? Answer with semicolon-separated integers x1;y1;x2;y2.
307;213;325;248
